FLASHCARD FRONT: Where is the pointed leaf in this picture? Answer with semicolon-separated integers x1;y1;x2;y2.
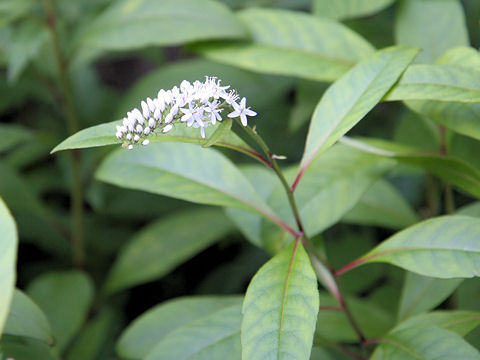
26;271;94;351
3;290;52;345
73;0;245;62
351;215;480;278
343;179;419;229
117;296;242;359
105;209;234;293
398;273;462;321
371;326;480;360
395;0;468;63
52;120;253;154
0;197;17;337
394;310;480;336
299;46;418;174
203;117;232;148
96;143;287;231
193;8;375;82
242;241;319;360
145;302;242;360
313;0;395;20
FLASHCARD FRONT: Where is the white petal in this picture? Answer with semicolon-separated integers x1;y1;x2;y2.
240;114;248;126
228;110;240;118
245;108;257;117
200;127;206;138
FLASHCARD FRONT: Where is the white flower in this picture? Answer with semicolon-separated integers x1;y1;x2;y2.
228;97;256;126
117;76;256;149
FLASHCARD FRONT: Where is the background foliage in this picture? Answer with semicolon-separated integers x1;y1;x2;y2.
1;0;480;359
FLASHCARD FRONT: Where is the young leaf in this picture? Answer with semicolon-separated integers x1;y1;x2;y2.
343;179;419;229
371;326;480;360
202;117;232;148
26;271;94;351
117;296;242;359
0;336;57;360
395;0;468;63
3;290;52;345
73;0;245;62
0;197;17;336
105;208;234;293
96;143;293;235
397;273;463;321
298;46;418;179
145;303;242;360
340;215;480;279
242;241;319;360
313;0;395;20
192;8;375;82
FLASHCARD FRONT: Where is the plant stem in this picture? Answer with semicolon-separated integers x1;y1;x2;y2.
44;0;84;268
238;122;367;345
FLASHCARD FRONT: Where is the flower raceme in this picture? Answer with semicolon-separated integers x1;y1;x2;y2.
115;76;257;149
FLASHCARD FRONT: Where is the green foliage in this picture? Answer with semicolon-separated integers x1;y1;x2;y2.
2;0;480;358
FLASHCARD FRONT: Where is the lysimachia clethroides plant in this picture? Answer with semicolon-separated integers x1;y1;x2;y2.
49;41;480;359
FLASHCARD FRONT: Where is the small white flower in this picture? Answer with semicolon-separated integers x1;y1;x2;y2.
135;124;143;133
134;134;140;142
228;97;256;126
148;118;156;128
142;139;150;146
163;124;173;133
144;127;151;135
141;101;150;119
128;144;133;150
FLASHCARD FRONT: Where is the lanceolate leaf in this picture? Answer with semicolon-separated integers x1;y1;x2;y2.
96;143;294;235
313;0;395;20
242;241;319;360
341;137;480;199
339;215;480;279
73;0;245;62
3;290;52;344
371;326;480;360
0;197;17;337
193;8;375;82
105;209;234;293
397;273;462;321
26;271;94;352
298;46;418;180
117;296;242;359
385;64;480;103
52;120;254;155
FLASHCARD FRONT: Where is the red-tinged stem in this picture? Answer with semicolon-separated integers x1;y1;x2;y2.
363;338;383;346
291;166;306;192
219;142;272;168
335;257;370;277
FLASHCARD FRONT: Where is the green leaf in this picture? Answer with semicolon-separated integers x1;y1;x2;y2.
4;21;48;82
437;46;480;68
353;215;480;278
394;310;480;336
296;144;396;236
105;208;234;293
0;124;32;153
341;137;480;199
242;241;319;360
3;290;52;345
395;0;468;63
96;143;284;229
26;271;94;351
385;64;480;103
145;302;242;360
202;117;232;148
73;0;245;62
0;336;56;360
343;179;419;229
299;46;418;174
397;273;462;321
52;120;253;155
316;292;394;343
0;197;17;337
224;165;280;249
371;326;480;360
117;296;242;359
66;308;117;360
313;0;395;20
0;0;37;26
457;202;480;217
193;8;375;82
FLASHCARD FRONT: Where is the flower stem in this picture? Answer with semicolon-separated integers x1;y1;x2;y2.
237;121;367;345
44;0;84;268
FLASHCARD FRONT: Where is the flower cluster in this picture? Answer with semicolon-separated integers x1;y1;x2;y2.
115;76;257;149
